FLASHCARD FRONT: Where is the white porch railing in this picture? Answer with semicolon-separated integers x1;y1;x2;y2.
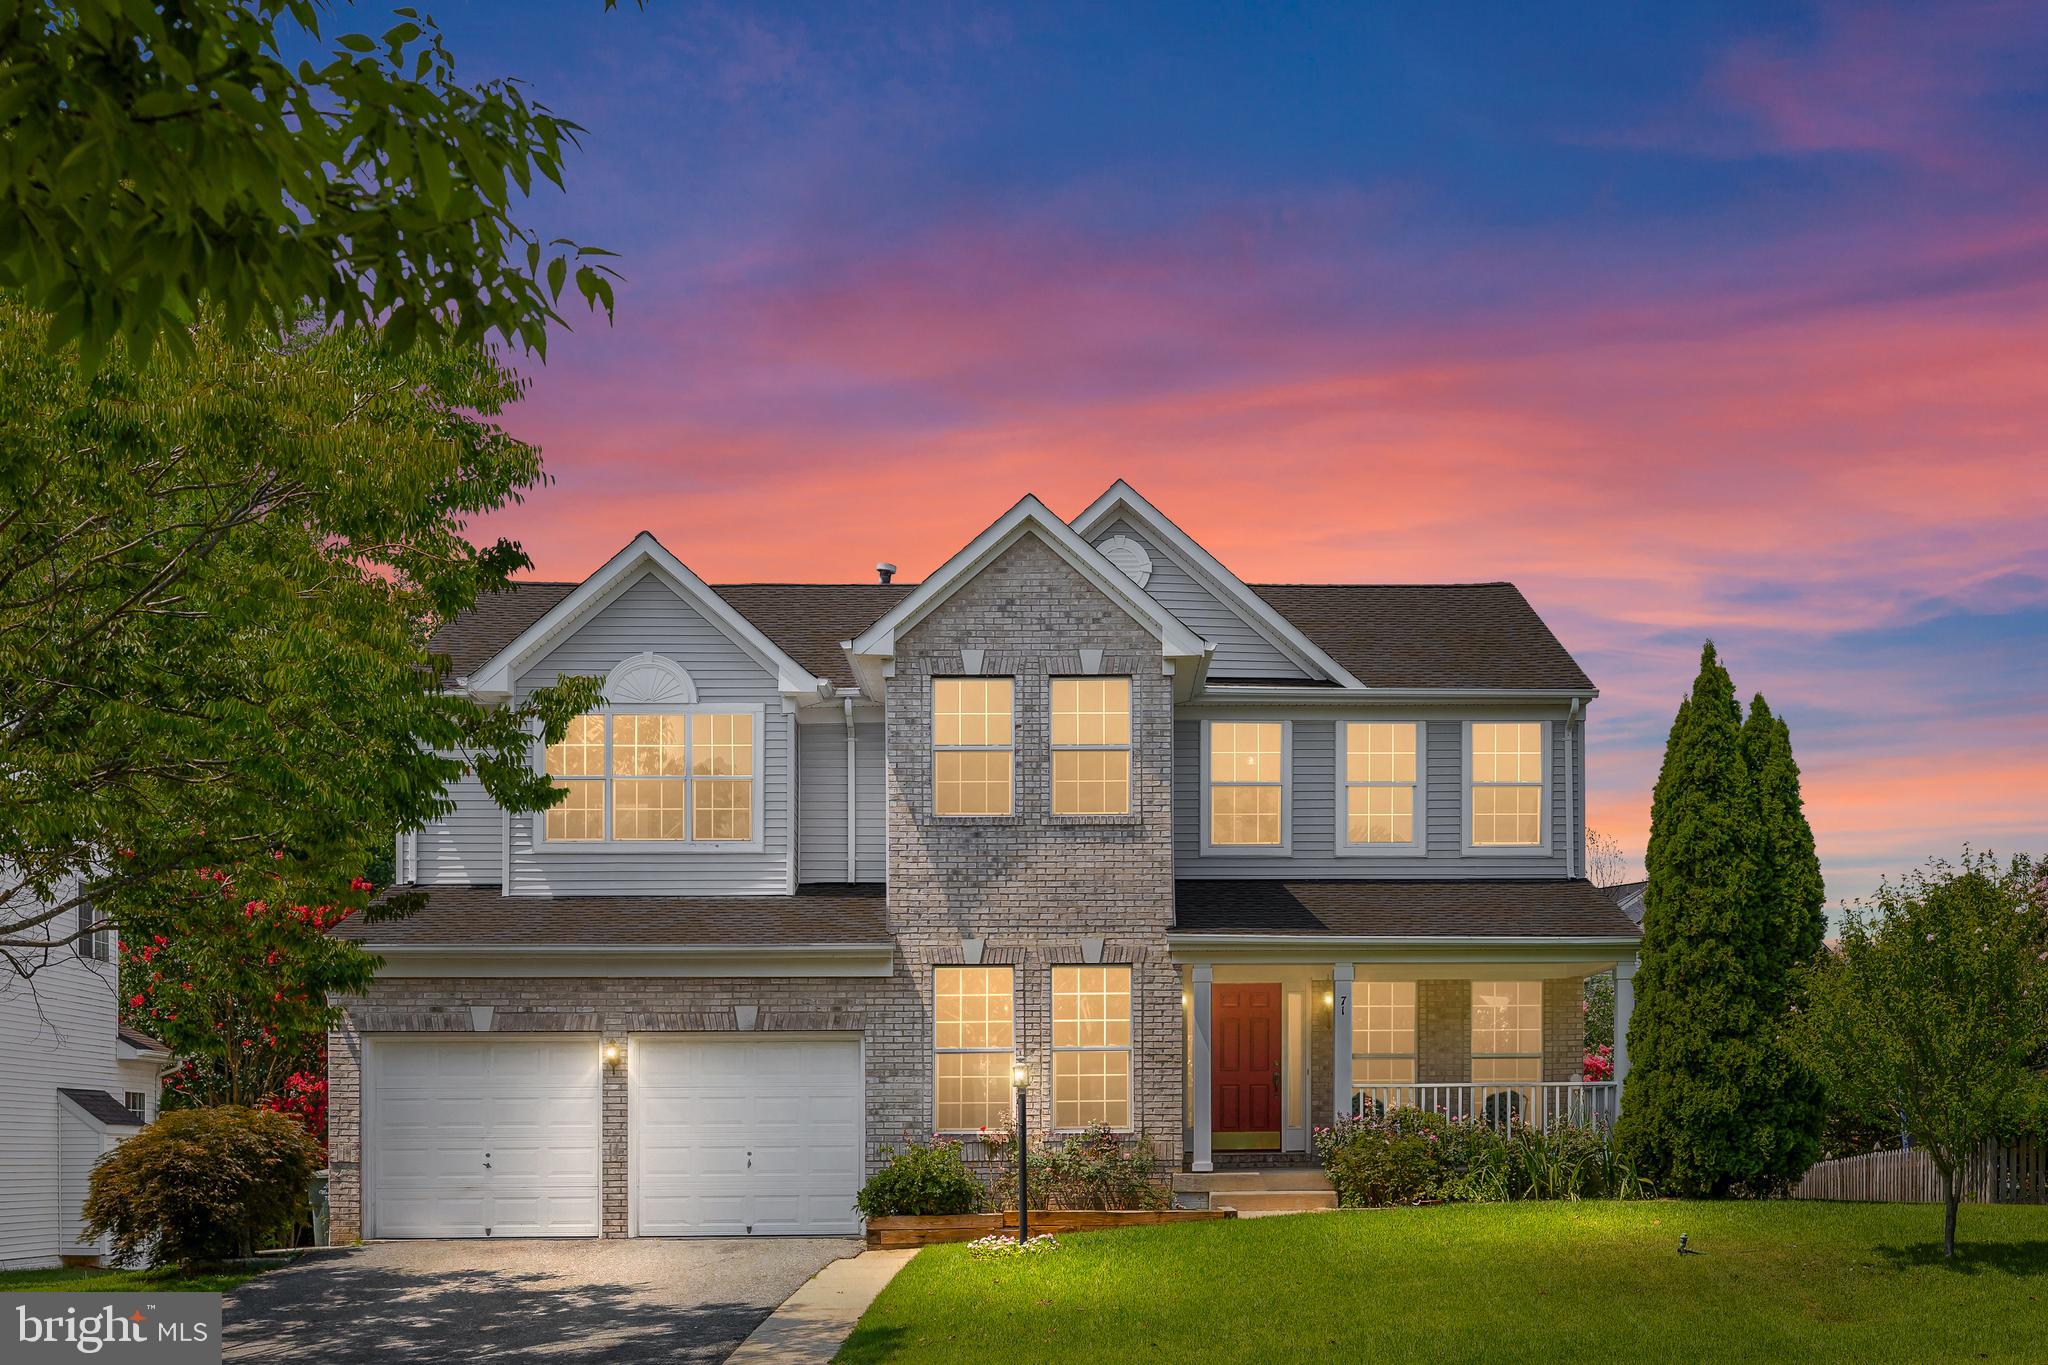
1349;1081;1619;1133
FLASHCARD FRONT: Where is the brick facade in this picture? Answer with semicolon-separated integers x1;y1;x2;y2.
882;533;1182;1164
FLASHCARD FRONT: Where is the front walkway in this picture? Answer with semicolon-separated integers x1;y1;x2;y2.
222;1238;860;1364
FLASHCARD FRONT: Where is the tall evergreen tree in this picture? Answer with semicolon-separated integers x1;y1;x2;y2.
1618;642;1770;1195
1739;694;1830;1185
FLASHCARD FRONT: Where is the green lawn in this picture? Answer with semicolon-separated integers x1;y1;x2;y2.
839;1201;2048;1364
0;1261;283;1293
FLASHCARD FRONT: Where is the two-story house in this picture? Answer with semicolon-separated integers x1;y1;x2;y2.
327;482;1640;1241
0;894;174;1268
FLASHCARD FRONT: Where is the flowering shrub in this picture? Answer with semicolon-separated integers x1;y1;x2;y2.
1582;1044;1614;1082
967;1233;1060;1260
1313;1108;1652;1206
259;1067;330;1153
855;1138;987;1217
988;1124;1171;1212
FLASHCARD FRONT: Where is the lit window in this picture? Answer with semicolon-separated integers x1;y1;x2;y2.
933;678;1013;816
1470;723;1544;847
935;966;1015;1132
1351;980;1417;1100
1053;966;1132;1129
1208;721;1284;846
1052;678;1131;815
1472;980;1543;1119
543;711;757;843
1343;722;1419;846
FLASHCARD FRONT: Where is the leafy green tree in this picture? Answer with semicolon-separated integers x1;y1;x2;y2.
1618;643;1768;1194
1794;853;2047;1258
0;298;599;976
1;1;626;364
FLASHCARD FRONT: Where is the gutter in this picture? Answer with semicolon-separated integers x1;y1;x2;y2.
1187;686;1599;706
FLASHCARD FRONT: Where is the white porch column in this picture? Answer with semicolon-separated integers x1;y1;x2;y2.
1612;954;1637;1106
1191;965;1214;1173
1331;962;1355;1122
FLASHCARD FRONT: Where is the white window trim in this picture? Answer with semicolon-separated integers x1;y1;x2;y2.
1051;964;1135;1133
933;964;1017;1136
533;701;767;854
1470;979;1545;1102
1333;719;1428;858
1461;718;1552;857
1199;718;1293;856
1349;979;1418;1077
931;675;1017;820
1048;675;1136;819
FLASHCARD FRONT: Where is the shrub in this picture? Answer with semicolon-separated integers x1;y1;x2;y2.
990;1125;1172;1211
1314;1108;1652;1206
1314;1108;1457;1206
83;1106;321;1270
855;1139;987;1217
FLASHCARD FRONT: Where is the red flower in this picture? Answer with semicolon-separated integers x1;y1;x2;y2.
128;993;144;1008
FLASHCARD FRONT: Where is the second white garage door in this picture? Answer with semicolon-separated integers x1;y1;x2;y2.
631;1035;864;1236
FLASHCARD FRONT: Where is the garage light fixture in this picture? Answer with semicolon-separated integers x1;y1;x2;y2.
604;1042;621;1065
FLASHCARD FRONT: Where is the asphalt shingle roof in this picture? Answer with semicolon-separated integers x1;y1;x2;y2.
60;1088;145;1127
428;579;1591;693
340;883;888;947
1174;879;1642;939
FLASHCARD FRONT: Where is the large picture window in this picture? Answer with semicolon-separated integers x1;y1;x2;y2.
543;710;757;844
1051;678;1132;815
933;678;1014;816
935;965;1015;1132
1206;721;1286;849
1341;722;1422;851
1469;722;1545;849
1053;966;1132;1130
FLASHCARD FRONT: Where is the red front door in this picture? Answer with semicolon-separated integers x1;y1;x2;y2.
1213;982;1283;1147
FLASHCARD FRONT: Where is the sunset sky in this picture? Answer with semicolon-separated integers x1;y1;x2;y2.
441;2;2045;908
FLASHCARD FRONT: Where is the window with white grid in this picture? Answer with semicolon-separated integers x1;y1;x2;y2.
1206;721;1285;848
542;709;759;843
1053;966;1132;1129
1469;722;1545;848
1342;722;1421;849
933;678;1014;816
1471;980;1543;1111
934;965;1015;1132
1351;980;1417;1086
1051;677;1131;815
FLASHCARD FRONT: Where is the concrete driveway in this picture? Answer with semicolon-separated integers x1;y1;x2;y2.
221;1238;862;1364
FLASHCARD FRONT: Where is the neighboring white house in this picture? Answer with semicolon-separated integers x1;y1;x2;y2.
0;899;173;1269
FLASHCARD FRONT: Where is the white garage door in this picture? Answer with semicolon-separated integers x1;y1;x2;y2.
367;1037;602;1238
633;1035;864;1236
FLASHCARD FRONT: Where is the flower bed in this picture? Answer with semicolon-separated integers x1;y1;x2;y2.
1312;1107;1652;1207
865;1207;1232;1249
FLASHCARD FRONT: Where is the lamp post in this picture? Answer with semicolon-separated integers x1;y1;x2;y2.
1012;1061;1030;1245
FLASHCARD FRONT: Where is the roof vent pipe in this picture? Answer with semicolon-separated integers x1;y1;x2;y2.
875;562;897;585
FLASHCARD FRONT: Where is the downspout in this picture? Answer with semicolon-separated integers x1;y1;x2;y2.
844;698;858;883
1566;698;1581;880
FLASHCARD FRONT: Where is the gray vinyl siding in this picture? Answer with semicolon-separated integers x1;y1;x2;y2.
855;723;885;875
415;771;501;885
1174;707;1578;878
1094;519;1306;680
796;721;886;883
505;571;792;896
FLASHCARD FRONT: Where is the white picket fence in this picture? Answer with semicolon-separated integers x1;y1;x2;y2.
1792;1142;2048;1204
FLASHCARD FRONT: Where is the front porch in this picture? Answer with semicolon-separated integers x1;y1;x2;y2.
1177;950;1637;1173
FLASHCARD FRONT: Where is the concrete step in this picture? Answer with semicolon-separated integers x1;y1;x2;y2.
1214;1189;1339;1214
1173;1169;1333;1194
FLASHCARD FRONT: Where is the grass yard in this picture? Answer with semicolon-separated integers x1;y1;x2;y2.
0;1261;283;1293
838;1201;2048;1364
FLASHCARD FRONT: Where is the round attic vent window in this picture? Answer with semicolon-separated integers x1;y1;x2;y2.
1097;534;1154;588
